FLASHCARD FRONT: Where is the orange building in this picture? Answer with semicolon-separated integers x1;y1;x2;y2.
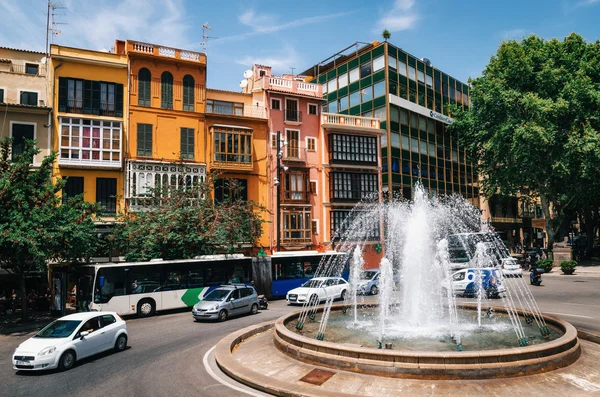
113;40;207;210
205;88;269;250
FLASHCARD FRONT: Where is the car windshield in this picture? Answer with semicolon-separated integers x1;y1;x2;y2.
34;320;81;338
360;271;377;280
203;289;230;301
301;280;324;288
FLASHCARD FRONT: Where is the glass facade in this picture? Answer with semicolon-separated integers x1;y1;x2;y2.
312;42;477;205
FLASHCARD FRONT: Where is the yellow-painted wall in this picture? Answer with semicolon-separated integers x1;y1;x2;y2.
206;89;270;249
50;45;128;219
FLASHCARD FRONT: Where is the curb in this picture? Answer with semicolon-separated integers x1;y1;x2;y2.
0;321;51;335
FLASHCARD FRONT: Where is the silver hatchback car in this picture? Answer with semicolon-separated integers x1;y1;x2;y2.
192;284;259;322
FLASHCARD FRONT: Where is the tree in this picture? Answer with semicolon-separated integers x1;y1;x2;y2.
449;33;600;247
114;171;265;262
382;30;391;42
0;138;99;319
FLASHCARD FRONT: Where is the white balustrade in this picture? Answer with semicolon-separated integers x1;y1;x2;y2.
297;82;320;92
180;50;200;61
322;113;380;129
158;46;176;57
133;42;153;53
269;77;293;89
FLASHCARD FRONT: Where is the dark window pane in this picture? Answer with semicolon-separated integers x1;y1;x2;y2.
96;178;117;215
62;176;84;204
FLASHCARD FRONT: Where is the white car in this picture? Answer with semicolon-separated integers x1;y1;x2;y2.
286;277;349;305
501;257;522;277
12;312;128;371
446;268;506;298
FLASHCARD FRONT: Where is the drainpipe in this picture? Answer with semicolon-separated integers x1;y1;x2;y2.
51;61;63;175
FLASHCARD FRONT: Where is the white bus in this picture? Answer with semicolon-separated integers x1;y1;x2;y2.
78;255;253;317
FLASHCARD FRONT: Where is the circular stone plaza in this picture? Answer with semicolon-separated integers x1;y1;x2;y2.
212;304;600;397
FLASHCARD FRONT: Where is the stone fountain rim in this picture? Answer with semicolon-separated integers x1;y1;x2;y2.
275;302;578;358
271;302;581;379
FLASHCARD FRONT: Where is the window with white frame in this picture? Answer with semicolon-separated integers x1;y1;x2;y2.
271;98;281;110
373;55;385;72
306;137;316;151
349;68;359;83
59;117;121;166
337;72;348;90
327;78;337;93
387;55;397;70
308;103;318;115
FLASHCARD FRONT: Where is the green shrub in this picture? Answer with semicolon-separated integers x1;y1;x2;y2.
560;260;578;272
537;258;554;273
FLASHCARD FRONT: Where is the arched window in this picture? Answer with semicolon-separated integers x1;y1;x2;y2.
161;71;173;109
138;68;151;106
183;74;195;111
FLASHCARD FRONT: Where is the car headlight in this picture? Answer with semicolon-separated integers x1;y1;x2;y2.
38;346;56;356
211;305;219;311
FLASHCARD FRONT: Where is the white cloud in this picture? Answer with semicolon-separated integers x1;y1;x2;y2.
218;10;352;43
373;0;419;33
236;45;299;73
0;0;194;53
576;0;600;6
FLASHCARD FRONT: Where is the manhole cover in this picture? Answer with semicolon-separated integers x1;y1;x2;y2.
299;369;336;386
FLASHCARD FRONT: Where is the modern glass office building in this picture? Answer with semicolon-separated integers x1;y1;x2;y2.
301;41;478;206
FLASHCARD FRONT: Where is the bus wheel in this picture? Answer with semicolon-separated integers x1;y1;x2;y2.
137;299;155;317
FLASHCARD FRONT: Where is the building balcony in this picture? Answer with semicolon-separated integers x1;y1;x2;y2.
127;41;206;64
0;62;47;77
257;76;322;98
125;159;207;211
282;142;306;163
284;109;302;123
321;113;381;133
211;157;254;172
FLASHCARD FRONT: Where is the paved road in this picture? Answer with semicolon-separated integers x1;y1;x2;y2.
0;274;599;397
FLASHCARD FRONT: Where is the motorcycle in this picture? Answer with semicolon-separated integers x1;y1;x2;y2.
258;295;268;310
530;267;543;286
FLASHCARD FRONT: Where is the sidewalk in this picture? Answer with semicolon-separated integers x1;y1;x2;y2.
0;312;55;335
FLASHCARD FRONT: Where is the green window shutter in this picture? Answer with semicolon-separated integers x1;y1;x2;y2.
115;83;123;117
137;124;152;157
83;80;92;114
91;81;100;115
180;128;194;159
58;77;67;112
161;72;173;109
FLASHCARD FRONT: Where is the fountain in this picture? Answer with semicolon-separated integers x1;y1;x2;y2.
214;184;585;390
275;183;580;379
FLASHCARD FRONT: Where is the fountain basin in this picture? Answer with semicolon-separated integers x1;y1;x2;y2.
274;303;580;379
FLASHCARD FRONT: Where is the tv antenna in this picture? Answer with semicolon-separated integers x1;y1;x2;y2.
290;67;296;77
201;23;218;53
46;0;68;54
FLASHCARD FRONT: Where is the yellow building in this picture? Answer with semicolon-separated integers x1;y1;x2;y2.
113;40;207;211
50;45;128;221
205;88;269;249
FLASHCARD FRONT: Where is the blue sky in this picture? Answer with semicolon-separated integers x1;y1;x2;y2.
1;0;599;91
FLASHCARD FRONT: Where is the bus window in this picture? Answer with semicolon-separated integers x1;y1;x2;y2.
95;267;127;303
128;266;161;294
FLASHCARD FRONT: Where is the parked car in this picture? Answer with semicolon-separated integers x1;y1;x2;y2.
446;268;506;299
501;257;522;277
12;312;127;372
356;269;380;295
192;284;259;322
286;277;349;305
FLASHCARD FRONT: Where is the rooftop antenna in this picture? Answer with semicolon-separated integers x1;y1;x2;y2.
46;0;68;54
201;23;218;53
290;67;296;77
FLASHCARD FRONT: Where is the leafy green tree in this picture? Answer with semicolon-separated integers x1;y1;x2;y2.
0;138;98;319
382;30;391;42
449;33;600;247
114;171;265;262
